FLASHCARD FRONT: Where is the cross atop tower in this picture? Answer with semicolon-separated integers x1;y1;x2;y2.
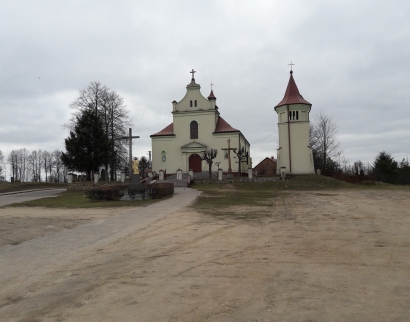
190;69;196;81
210;82;214;90
288;61;295;73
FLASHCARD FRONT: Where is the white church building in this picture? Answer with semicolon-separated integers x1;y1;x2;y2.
150;70;251;175
275;70;315;174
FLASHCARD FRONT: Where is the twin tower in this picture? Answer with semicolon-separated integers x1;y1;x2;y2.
275;70;315;174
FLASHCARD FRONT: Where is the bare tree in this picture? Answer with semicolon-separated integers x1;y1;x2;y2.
28;150;42;182
310;112;342;171
66;81;132;181
0;150;4;177
7;150;18;180
52;150;64;182
233;146;248;177
9;149;29;182
42;151;52;182
201;149;218;178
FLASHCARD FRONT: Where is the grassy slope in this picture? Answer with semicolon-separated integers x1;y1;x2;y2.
191;175;404;218
2;189;168;208
0;182;67;193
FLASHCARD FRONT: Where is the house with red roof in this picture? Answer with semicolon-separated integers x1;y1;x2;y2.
150;70;251;175
275;69;315;174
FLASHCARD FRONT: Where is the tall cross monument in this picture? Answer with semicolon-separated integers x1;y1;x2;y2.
120;128;140;176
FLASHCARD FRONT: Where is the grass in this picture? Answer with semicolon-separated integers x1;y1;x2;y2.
3;190;168;208
0;182;67;193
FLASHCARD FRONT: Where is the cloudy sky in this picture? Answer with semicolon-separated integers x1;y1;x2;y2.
1;0;409;175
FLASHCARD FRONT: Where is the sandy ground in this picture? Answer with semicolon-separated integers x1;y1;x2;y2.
1;189;410;321
0;207;126;247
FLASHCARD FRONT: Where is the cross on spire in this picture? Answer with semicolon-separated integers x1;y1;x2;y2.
288;61;295;72
210;82;214;89
190;69;196;81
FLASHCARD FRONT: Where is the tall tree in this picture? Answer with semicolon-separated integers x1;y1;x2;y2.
0;150;4;177
28;150;42;182
61;108;112;181
201;149;218;178
52;150;64;183
7;150;18;181
372;151;398;183
310;112;342;171
67;81;132;181
42;151;53;182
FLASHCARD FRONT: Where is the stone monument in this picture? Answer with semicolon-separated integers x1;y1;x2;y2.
129;157;141;188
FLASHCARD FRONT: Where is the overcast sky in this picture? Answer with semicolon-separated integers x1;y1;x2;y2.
1;0;409;174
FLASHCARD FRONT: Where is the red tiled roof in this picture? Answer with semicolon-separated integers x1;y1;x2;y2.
150;123;175;137
208;90;216;100
275;71;311;108
214;116;238;133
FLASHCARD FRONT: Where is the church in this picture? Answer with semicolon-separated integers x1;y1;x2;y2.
150;70;251;175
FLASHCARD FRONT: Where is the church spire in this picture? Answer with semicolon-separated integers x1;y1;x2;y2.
275;69;311;108
208;90;216;100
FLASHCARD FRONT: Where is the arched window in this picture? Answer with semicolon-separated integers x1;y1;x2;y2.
190;121;198;139
190;100;193;107
194;100;197;107
161;150;166;162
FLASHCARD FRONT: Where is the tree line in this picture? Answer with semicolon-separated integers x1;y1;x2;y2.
310;112;409;184
0;149;67;182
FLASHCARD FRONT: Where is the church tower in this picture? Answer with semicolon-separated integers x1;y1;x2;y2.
275;68;315;174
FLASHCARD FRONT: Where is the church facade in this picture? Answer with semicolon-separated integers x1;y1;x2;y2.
275;70;315;174
150;71;251;175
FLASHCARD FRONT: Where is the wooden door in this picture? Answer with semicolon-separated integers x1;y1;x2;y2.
189;154;202;173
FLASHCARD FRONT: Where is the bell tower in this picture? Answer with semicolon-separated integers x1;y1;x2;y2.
275;66;315;174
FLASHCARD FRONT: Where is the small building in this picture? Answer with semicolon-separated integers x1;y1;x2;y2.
275;69;315;174
150;70;251;175
253;157;277;176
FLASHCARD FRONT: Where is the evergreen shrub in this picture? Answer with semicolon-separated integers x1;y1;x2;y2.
85;185;125;201
148;182;174;199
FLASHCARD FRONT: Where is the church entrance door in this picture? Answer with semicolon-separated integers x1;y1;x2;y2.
189;154;202;173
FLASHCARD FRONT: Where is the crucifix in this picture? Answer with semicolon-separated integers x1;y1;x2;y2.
190;68;196;81
221;139;237;174
119;128;140;176
288;61;295;71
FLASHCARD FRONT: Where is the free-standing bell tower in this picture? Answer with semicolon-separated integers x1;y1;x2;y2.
275;67;315;174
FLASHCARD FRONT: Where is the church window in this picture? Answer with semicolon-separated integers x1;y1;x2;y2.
190;121;198;139
190;100;193;107
194;100;197;107
289;111;299;121
161;150;166;162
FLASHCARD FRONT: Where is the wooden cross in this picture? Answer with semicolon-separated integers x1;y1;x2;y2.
288;61;295;71
119;128;140;176
221;139;237;174
190;68;196;80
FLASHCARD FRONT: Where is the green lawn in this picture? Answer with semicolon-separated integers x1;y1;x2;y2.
2;190;168;208
0;182;67;193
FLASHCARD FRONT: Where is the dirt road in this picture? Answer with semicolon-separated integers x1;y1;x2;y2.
1;188;410;321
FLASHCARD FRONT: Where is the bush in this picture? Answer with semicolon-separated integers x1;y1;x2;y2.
147;182;174;199
85;185;125;201
128;186;147;200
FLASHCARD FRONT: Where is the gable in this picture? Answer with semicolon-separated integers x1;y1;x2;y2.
181;141;207;152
